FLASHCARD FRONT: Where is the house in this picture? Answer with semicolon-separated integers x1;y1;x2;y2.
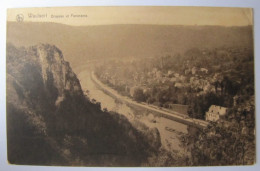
174;82;183;88
170;77;177;82
205;105;228;122
129;86;149;97
233;95;240;106
156;71;163;78
184;69;191;75
168;104;188;116
200;68;208;74
152;68;158;74
167;70;174;77
129;86;139;97
191;67;198;75
179;75;186;82
174;73;180;78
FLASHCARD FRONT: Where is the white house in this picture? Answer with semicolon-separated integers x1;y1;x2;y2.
191;67;198;75
200;68;208;74
205;105;228;122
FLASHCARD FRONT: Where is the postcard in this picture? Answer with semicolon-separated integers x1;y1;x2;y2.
6;6;255;166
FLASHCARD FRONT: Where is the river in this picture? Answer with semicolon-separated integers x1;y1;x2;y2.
75;67;189;154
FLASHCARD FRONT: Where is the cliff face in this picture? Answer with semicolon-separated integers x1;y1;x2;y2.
7;44;83;137
6;44;160;166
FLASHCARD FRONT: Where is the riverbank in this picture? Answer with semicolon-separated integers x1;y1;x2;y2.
91;71;208;129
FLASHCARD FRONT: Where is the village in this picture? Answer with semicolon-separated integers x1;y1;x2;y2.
95;46;255;139
99;66;224;116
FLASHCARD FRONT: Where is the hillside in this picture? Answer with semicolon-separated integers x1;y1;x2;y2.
6;44;161;166
7;22;253;68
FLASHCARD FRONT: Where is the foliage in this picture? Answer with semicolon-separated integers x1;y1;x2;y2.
6;44;160;166
184;122;255;166
133;87;146;102
94;45;255;165
95;46;254;119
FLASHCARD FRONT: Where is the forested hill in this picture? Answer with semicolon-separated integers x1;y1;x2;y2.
7;22;253;68
6;44;160;166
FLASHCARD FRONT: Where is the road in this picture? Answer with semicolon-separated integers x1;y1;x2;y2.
91;71;208;129
77;69;190;152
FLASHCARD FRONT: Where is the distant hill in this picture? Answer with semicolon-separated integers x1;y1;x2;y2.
7;22;253;69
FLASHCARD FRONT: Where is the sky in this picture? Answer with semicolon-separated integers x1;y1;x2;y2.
7;6;253;26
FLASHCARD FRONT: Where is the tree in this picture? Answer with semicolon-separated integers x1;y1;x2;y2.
133;88;146;102
186;122;255;166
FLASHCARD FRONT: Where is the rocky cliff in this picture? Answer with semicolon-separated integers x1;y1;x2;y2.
6;44;160;166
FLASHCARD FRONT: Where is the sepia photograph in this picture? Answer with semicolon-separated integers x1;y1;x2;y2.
6;6;255;166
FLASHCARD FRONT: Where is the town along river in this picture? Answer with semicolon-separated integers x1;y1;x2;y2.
75;66;197;155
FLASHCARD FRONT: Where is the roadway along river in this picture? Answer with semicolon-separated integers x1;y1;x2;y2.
76;68;190;153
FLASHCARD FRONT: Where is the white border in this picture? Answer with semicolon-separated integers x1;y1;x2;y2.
0;1;259;171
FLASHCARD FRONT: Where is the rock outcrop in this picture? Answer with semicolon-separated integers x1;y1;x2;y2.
6;44;159;166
